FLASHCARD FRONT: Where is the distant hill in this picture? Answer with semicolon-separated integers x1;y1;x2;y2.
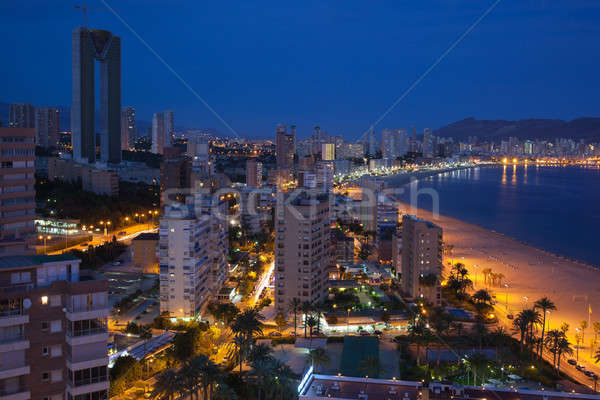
434;117;600;141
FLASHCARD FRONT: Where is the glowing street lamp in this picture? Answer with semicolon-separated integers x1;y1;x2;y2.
38;235;52;254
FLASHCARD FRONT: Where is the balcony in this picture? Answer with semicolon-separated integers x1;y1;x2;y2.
0;366;29;381
67;380;109;397
66;328;108;346
0;389;30;400
0;336;29;353
0;309;27;329
66;304;110;321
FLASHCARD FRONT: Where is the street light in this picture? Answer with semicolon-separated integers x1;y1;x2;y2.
38;235;52;253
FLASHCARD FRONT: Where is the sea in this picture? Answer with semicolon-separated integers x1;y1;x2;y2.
385;165;600;267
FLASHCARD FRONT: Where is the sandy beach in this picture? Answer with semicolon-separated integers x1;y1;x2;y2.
397;201;600;373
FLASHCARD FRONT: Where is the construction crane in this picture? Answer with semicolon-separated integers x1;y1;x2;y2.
74;5;116;28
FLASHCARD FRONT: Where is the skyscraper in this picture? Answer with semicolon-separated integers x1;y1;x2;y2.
151;113;165;154
367;125;376;156
0;127;36;255
401;215;442;305
120;106;136;150
274;191;331;310
9;103;35;128
321;143;335;161
246;159;262;188
275;124;295;170
72;27;121;165
422;128;433;157
164;110;175;140
35;107;60;148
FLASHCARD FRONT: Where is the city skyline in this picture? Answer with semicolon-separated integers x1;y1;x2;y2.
1;1;600;137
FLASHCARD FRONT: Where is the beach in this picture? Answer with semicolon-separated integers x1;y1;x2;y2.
397;201;600;374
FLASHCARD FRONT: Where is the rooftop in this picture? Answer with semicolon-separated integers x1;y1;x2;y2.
132;233;159;241
0;254;80;270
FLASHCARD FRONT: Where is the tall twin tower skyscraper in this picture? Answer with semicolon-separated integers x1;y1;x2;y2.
72;27;122;165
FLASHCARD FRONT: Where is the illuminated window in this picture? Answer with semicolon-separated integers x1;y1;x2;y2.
41;296;48;305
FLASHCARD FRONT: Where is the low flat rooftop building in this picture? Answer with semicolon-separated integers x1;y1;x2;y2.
299;372;600;400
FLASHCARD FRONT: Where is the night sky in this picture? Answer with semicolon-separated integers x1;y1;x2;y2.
2;0;599;138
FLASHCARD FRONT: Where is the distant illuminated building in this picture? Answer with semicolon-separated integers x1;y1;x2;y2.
322;143;335;160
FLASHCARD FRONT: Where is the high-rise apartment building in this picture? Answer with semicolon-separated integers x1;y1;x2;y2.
159;197;229;319
159;204;212;319
382;129;408;159
0;254;109;400
245;159;262;188
120;106;136;150
0;127;36;255
401;215;442;305
35;107;60;148
164;110;175;140
151;113;165;154
72;27;121;165
9;103;35;129
367;125;376;157
422;128;433;158
321;143;335;161
274;191;331;310
275;124;295;171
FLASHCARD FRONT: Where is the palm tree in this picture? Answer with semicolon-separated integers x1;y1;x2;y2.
248;343;273;363
545;329;564;371
513;312;530;353
468;352;489;386
307;347;330;373
556;336;573;373
471;318;488;350
534;297;556;359
581;320;589;343
472;289;492;305
151;370;181;400
212;384;238;400
189;354;222;400
231;309;264;373
313;302;327;334
359;355;381;378
516;308;541;350
180;360;201;400
409;321;427;366
300;301;313;338
430;308;452;367
288;297;301;336
306;315;317;338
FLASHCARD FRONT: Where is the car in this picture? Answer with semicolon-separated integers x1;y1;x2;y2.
506;314;514;319
568;359;577;366
118;231;126;236
576;365;586;371
373;330;383;336
80;242;89;247
112;261;121;266
359;330;370;336
268;331;282;337
584;371;594;377
289;331;298;336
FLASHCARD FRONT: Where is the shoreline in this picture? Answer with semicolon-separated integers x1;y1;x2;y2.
386;166;599;270
393;199;600;373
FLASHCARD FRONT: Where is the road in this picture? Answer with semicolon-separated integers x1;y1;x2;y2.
48;223;157;255
251;260;274;306
492;301;599;391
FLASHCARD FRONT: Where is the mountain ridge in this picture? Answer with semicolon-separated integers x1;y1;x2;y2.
434;117;600;141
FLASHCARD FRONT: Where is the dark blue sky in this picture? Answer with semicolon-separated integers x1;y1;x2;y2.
2;0;599;139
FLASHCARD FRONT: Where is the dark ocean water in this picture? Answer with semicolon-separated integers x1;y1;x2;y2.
385;165;600;266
